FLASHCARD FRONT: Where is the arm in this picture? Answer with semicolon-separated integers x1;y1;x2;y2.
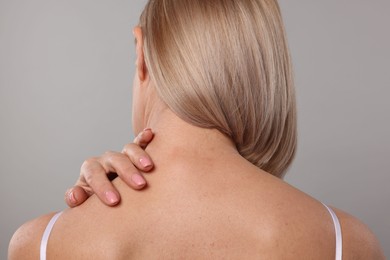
8;213;57;260
65;128;154;207
331;207;385;260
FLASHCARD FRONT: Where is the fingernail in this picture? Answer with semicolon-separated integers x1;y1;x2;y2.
131;174;146;186
139;157;152;168
69;190;77;204
143;128;151;132
105;191;119;204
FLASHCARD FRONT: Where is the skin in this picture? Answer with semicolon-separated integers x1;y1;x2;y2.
8;27;385;259
64;128;155;208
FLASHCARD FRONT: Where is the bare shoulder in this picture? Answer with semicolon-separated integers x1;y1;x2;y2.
254;175;385;259
8;212;58;260
330;207;385;260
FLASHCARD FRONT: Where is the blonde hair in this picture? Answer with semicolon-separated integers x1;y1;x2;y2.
140;0;297;178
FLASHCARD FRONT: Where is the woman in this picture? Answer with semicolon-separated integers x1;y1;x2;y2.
9;0;384;259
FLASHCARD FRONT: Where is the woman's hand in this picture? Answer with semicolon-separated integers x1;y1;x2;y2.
64;129;154;207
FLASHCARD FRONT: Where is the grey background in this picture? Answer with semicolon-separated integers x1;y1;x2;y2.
0;0;389;258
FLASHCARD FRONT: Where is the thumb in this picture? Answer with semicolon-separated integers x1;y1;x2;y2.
134;128;154;149
65;186;89;208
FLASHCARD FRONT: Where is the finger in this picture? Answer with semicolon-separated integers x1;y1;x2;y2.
80;158;121;206
99;151;147;190
65;186;89;208
121;143;154;172
133;128;154;148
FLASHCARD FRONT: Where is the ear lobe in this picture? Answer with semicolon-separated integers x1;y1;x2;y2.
134;27;147;82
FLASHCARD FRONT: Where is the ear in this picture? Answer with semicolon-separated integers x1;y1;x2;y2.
133;26;147;82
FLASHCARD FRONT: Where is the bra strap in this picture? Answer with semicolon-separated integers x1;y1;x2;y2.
322;203;342;260
40;211;63;260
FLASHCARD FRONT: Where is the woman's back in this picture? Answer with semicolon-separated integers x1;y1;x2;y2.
8;0;384;258
10;125;383;259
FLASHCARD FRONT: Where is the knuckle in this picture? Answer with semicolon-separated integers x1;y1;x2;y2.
81;158;97;171
104;150;115;156
105;152;122;165
122;143;137;154
102;151;120;165
80;158;99;183
83;169;95;185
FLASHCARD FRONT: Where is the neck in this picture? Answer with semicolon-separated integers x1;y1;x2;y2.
143;108;240;173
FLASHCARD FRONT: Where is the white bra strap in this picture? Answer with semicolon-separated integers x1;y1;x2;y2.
322;203;343;260
40;211;63;260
